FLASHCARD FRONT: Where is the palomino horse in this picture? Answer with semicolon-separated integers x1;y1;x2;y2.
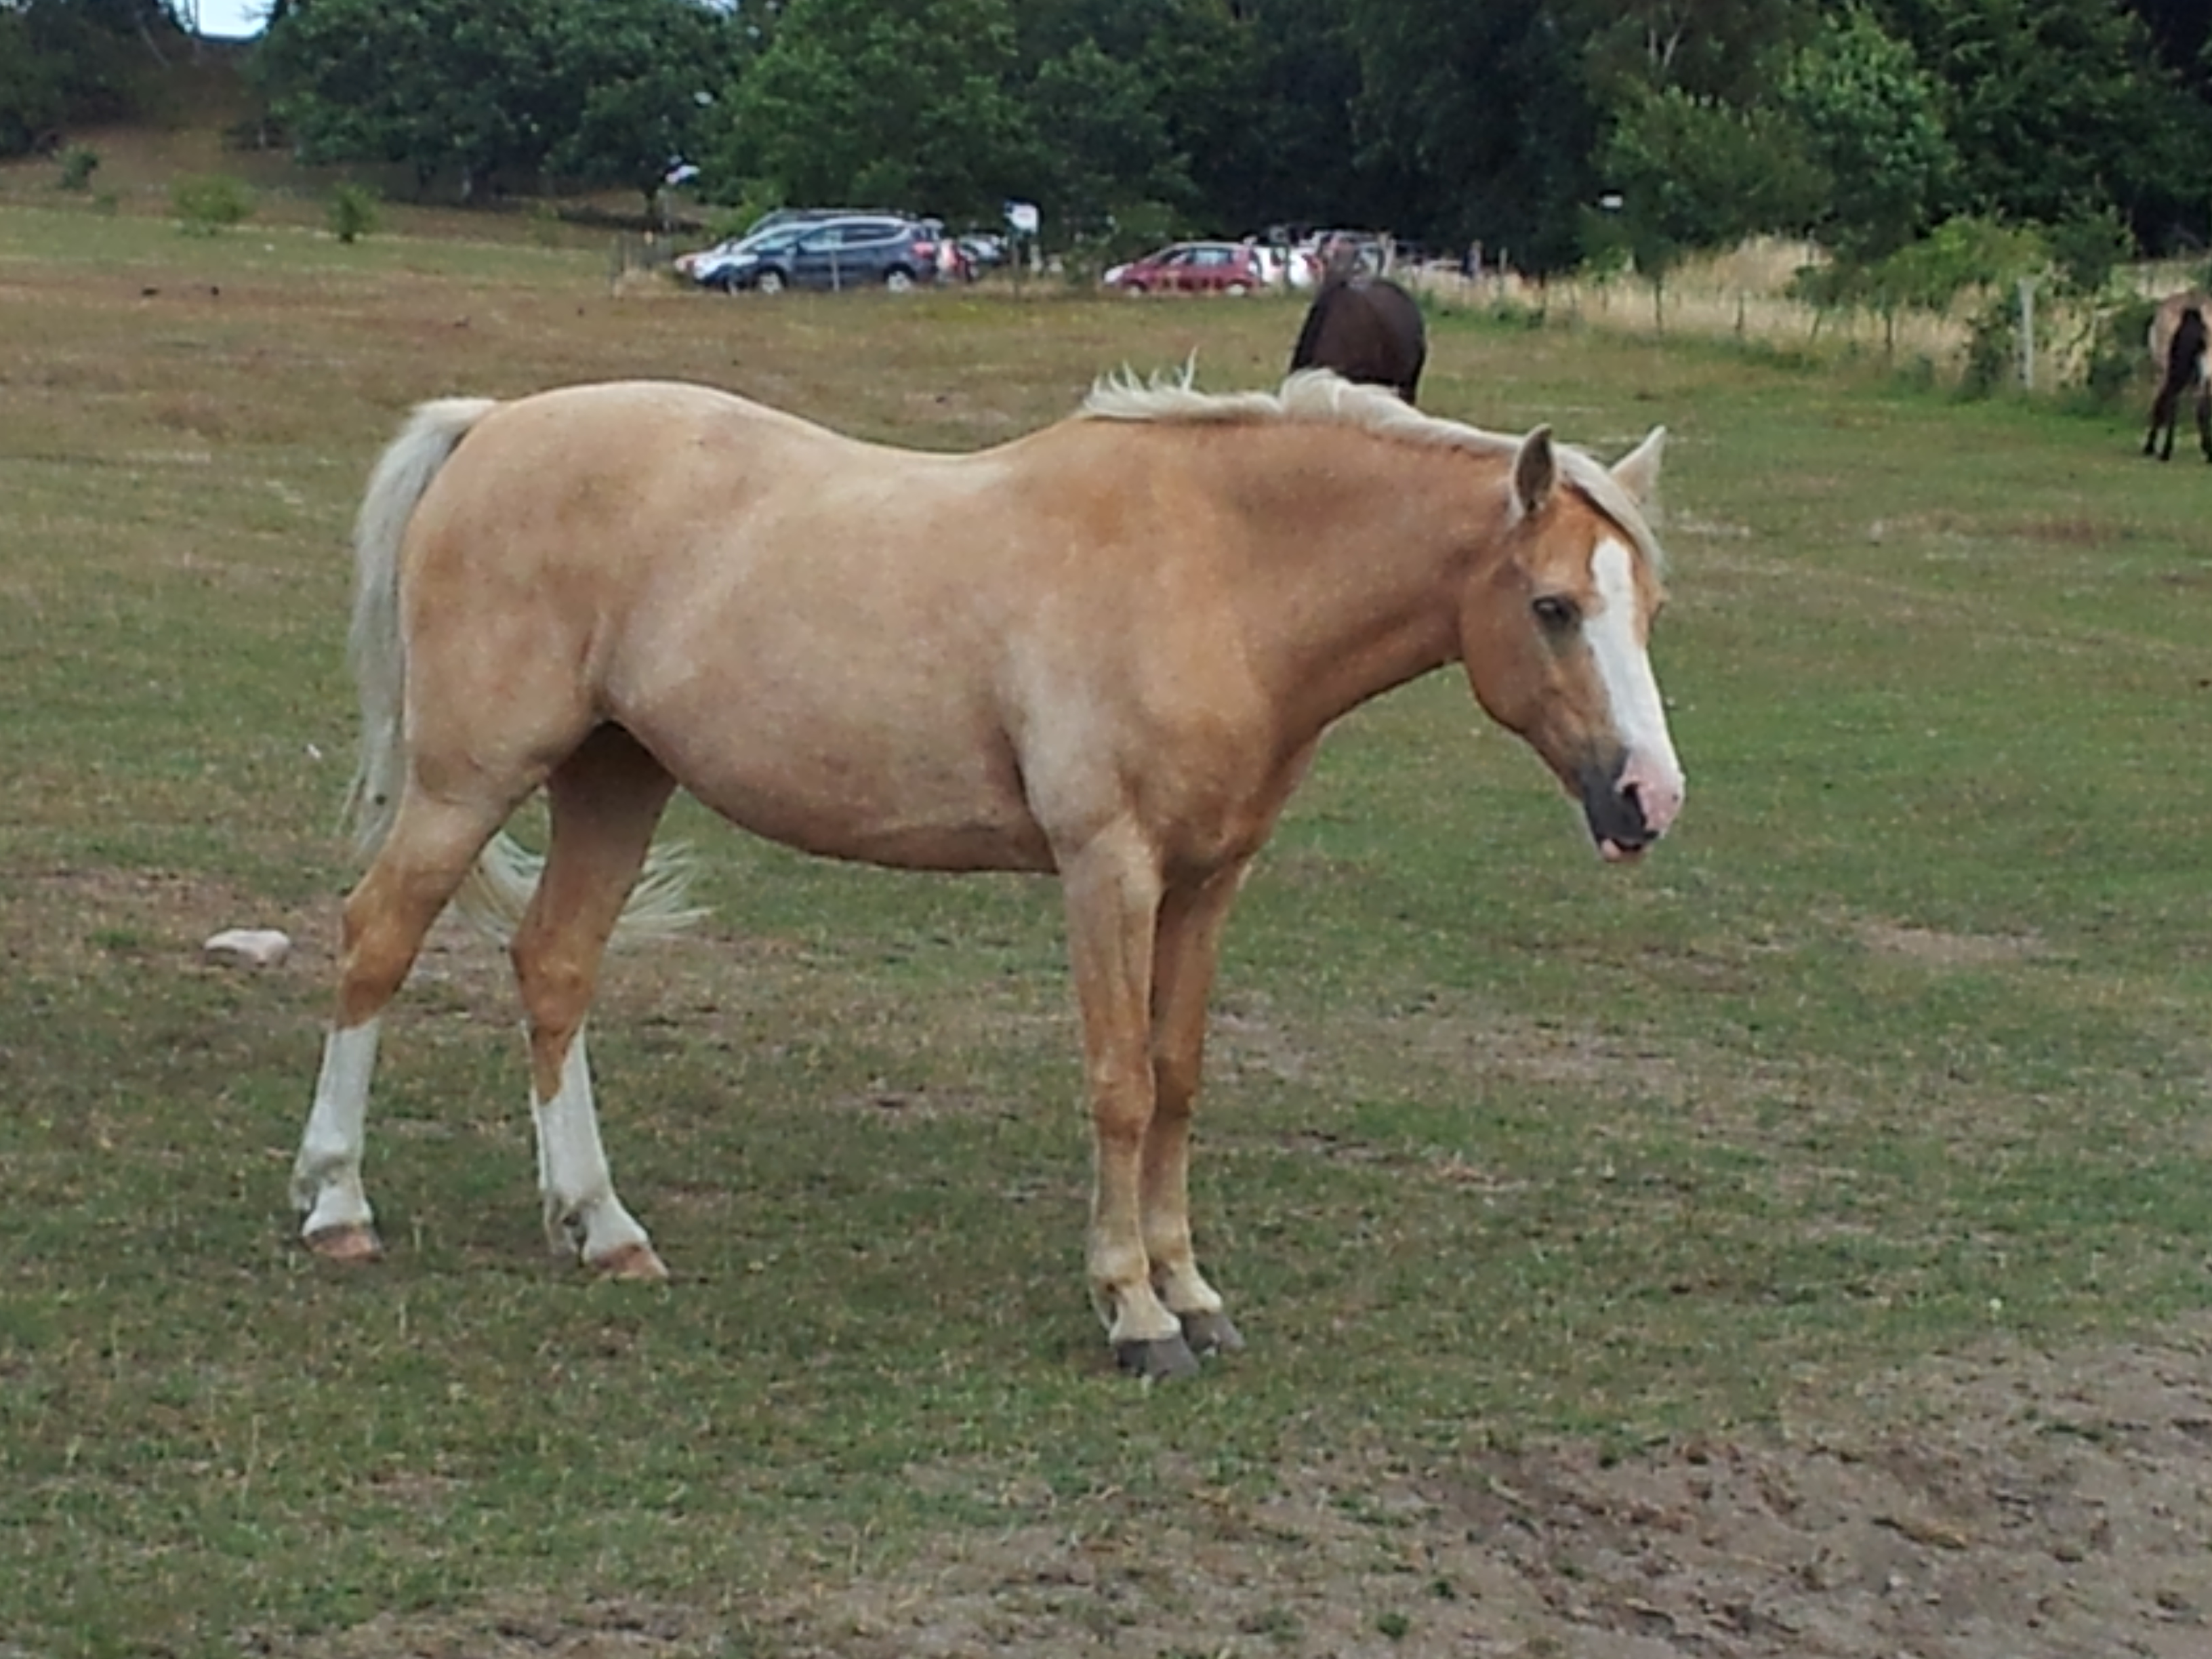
1289;267;1428;403
2145;291;2211;462
290;369;1683;1379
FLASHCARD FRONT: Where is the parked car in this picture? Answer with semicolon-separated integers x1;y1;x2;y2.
957;231;1008;273
1247;243;1319;290
673;226;777;281
692;215;943;294
1300;229;1391;279
741;205;901;239
1101;241;1267;296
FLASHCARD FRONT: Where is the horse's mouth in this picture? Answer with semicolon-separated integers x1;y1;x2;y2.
1577;764;1660;861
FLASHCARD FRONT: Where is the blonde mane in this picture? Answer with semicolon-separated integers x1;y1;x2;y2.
1083;366;1665;572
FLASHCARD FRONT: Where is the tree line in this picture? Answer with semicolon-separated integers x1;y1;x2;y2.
9;0;2212;281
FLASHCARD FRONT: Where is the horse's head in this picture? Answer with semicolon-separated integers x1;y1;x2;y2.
1458;426;1683;862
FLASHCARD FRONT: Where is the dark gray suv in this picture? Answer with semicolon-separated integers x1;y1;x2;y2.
699;216;941;294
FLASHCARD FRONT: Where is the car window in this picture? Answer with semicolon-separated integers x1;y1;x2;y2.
1193;247;1229;267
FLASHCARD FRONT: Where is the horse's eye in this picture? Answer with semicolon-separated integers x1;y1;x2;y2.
1532;594;1580;631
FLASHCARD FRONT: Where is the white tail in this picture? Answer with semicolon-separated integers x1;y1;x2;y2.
344;398;701;942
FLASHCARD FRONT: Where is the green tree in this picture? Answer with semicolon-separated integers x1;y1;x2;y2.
1343;0;1605;272
0;0;184;154
1780;5;1956;260
1010;0;1333;239
1104;1;1267;238
1340;0;1821;270
540;0;746;215
259;0;734;207
1868;0;2207;239
260;0;559;199
1593;83;1825;323
0;13;70;155
700;0;1031;224
1023;39;1193;237
1229;0;1369;232
1578;0;1820;104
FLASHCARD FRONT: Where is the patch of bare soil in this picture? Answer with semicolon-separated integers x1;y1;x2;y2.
276;1322;2212;1659
1854;920;2045;970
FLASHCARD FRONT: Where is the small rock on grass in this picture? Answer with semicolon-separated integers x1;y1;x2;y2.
203;927;291;969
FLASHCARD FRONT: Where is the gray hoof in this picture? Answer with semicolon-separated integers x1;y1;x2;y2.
1179;1309;1246;1355
1115;1334;1201;1380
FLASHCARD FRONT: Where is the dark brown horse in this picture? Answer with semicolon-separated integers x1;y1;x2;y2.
1289;270;1427;404
2144;291;2211;463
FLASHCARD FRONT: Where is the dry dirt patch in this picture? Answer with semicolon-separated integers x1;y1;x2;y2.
1855;920;2045;971
271;1322;2212;1659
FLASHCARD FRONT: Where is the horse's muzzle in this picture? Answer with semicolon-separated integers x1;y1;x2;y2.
1578;752;1681;863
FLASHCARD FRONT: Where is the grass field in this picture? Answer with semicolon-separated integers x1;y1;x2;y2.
5;194;2212;1659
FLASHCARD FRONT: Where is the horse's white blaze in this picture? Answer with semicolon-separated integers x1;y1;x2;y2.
1589;538;1684;834
531;1027;653;1264
293;1019;382;1236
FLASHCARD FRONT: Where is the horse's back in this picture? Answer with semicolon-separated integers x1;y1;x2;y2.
436;379;843;508
404;380;901;598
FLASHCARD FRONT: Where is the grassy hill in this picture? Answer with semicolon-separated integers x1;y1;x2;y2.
0;43;666;247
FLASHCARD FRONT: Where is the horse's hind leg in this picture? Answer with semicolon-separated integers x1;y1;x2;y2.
293;792;514;1259
512;726;678;1279
2193;382;2210;463
2147;391;2175;459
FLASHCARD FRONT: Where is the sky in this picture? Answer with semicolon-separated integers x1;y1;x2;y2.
190;0;265;39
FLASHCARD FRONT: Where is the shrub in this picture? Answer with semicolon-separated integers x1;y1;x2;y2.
327;182;379;244
1956;294;2016;401
2074;295;2158;414
55;144;98;191
171;173;255;235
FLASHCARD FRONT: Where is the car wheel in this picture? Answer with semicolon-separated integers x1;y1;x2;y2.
1122;282;1148;298
884;268;916;293
1225;282;1250;297
754;269;785;295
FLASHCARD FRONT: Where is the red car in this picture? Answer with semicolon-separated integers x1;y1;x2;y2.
1104;241;1266;296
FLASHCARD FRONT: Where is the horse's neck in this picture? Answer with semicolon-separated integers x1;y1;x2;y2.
1212;428;1493;728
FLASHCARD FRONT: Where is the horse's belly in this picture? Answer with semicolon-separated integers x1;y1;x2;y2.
655;738;1056;874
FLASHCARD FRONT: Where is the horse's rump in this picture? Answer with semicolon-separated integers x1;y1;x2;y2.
1288;277;1427;403
2145;293;2212;462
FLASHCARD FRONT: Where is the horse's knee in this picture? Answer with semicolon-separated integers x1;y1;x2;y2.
513;937;605;1097
512;935;589;1012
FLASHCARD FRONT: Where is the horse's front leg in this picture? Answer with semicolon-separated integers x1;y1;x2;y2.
1142;863;1252;1359
1060;833;1196;1380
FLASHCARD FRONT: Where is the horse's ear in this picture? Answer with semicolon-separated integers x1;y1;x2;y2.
1611;426;1665;507
1513;426;1557;516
